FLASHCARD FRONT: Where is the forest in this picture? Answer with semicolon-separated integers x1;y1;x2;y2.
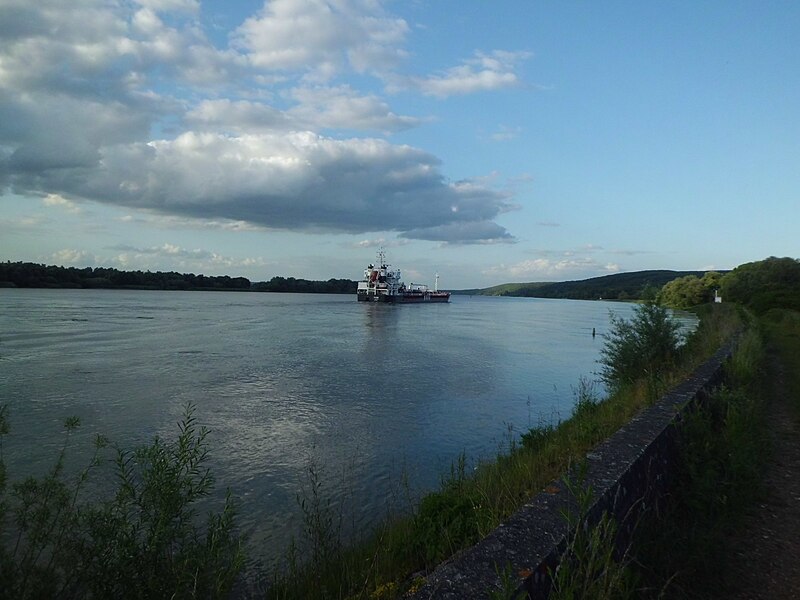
0;262;357;294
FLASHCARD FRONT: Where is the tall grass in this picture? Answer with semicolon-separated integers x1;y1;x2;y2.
761;308;800;417
630;323;769;598
549;473;638;600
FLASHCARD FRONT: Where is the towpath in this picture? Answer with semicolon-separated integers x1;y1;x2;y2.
720;344;800;599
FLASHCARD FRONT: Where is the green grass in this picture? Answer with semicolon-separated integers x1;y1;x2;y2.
629;317;770;598
761;308;800;418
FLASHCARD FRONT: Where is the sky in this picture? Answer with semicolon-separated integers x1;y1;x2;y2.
1;1;798;289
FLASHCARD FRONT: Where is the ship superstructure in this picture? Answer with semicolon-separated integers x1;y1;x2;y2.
356;251;450;303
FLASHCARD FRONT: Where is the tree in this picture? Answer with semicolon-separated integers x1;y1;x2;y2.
721;257;800;313
659;272;723;309
599;303;682;388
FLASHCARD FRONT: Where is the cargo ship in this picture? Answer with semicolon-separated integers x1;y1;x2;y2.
356;251;450;303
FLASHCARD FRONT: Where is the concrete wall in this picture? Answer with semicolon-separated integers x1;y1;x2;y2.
409;339;737;599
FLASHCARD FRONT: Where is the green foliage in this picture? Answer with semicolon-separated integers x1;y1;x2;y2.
658;275;715;309
0;261;359;293
412;491;486;567
599;303;682;389
721;256;800;313
631;325;768;597
0;261;252;290
761;308;800;417
252;276;357;294
0;405;244;599
549;475;637;600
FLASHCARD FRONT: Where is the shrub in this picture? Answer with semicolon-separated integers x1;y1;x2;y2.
0;404;244;599
599;303;682;389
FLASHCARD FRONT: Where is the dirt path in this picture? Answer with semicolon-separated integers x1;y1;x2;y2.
723;348;800;599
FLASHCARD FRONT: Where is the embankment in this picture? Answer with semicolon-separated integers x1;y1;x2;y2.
410;338;737;599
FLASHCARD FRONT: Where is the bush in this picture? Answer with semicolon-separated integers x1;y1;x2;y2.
0;404;244;599
599;303;682;389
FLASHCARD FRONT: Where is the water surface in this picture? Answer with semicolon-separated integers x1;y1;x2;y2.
0;289;677;570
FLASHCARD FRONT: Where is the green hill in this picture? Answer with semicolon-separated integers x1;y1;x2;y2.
456;270;712;301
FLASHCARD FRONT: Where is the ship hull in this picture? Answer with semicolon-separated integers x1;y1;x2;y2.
357;291;450;303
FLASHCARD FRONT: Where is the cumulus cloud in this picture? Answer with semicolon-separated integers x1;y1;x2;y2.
483;258;620;280
185;100;294;133
106;242;268;271
399;50;532;98
233;0;409;79
134;0;199;14
43;194;82;213
51;248;94;265
9;131;514;240
0;1;523;244
185;88;420;134
352;237;409;249
288;86;421;132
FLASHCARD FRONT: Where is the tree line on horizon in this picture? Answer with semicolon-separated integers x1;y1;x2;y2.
0;261;358;294
2;257;797;305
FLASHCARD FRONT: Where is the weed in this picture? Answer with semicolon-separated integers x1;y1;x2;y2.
548;473;638;600
0;404;244;599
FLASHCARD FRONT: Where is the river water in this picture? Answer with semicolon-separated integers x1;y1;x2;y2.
0;289;682;573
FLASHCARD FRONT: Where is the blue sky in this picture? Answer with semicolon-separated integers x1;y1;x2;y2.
1;1;798;289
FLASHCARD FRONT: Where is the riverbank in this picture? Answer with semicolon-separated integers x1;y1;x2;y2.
267;304;742;598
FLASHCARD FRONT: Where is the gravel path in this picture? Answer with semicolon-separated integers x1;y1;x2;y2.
722;347;800;599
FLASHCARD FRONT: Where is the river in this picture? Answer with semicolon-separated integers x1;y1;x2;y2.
0;289;684;574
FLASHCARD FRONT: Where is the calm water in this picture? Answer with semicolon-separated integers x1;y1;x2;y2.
0;289;683;572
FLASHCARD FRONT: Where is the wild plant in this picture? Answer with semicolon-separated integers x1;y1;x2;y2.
0;403;244;599
549;472;638;600
599;303;682;389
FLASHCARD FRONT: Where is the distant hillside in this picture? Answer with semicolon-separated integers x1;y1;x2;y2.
456;270;713;301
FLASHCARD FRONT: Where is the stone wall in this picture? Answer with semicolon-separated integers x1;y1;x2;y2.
409;340;736;599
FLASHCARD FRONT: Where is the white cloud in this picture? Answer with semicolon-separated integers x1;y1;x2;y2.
8;131;514;242
399;50;531;98
134;0;199;14
51;248;93;265
185;99;294;133
43;194;82;213
185;88;421;134
352;237;409;248
233;0;409;79
288;86;421;132
106;242;268;272
483;257;619;280
0;1;524;245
